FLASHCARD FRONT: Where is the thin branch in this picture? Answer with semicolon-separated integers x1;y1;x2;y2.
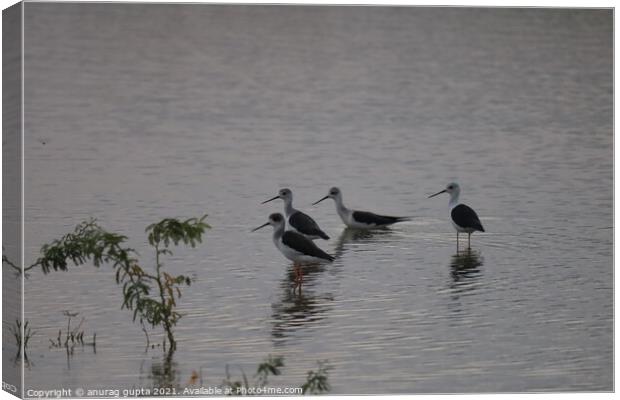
2;253;20;273
141;321;150;352
24;262;41;272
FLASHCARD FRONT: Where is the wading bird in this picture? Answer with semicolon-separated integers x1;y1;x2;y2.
252;213;334;292
428;182;485;249
262;188;329;240
313;187;410;229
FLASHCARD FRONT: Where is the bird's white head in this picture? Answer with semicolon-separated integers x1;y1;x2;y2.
252;213;286;232
445;182;460;195
313;186;342;205
429;182;461;200
262;188;293;205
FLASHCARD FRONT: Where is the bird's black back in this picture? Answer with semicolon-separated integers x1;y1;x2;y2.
289;211;329;239
451;204;484;231
352;211;409;226
282;231;334;261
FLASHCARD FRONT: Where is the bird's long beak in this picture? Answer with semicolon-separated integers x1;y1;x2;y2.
428;189;447;198
312;195;329;205
251;222;270;232
261;195;280;204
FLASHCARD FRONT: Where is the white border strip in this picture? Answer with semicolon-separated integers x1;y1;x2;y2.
20;1;25;397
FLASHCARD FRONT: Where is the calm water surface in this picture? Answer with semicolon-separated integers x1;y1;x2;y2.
8;4;613;394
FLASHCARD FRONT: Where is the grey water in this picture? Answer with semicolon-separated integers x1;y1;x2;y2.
7;4;612;394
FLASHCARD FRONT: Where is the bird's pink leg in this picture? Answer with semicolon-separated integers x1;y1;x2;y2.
293;263;301;293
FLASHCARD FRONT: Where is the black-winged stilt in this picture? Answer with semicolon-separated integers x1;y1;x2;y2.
313;187;411;229
252;213;334;292
262;188;330;240
428;182;485;249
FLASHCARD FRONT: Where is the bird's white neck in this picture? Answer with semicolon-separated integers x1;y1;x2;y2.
272;223;285;241
334;196;350;221
283;198;295;216
449;191;460;209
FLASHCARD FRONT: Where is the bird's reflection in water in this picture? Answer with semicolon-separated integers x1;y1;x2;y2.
271;264;333;345
447;249;484;318
450;249;483;284
448;249;483;299
332;227;394;259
